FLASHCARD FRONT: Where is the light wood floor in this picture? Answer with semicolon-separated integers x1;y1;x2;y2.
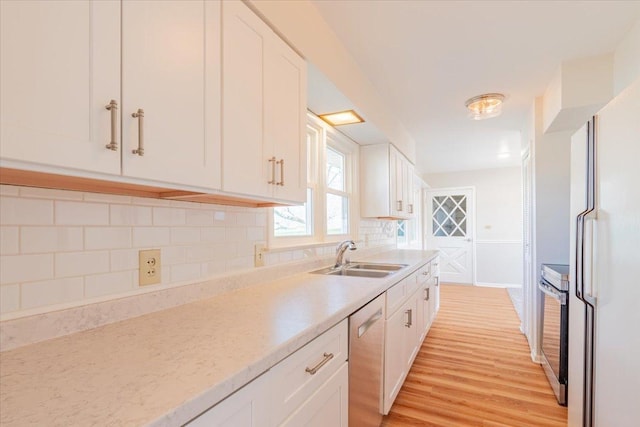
382;284;567;427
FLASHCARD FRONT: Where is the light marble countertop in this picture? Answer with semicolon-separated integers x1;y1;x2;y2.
0;249;438;427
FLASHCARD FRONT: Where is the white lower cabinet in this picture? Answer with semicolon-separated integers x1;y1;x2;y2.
187;320;348;426
279;363;348;427
383;257;440;414
187;372;271;427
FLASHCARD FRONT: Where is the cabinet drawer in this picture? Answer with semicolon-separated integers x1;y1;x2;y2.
386;278;407;316
271;319;348;425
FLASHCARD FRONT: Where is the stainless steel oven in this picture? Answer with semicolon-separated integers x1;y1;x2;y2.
539;263;569;405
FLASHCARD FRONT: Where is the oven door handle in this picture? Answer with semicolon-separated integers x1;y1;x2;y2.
539;281;567;306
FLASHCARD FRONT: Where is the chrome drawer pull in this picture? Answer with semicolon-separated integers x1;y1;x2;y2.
276;158;284;186
268;157;277;184
305;352;334;375
105;100;118;151
131;109;145;156
405;309;412;327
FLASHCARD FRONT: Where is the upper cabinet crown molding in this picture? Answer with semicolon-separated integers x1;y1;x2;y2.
0;0;307;207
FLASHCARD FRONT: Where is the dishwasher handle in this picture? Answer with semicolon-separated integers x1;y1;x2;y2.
358;308;383;338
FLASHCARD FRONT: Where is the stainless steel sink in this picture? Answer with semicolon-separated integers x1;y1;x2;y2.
310;262;408;278
346;262;407;271
327;269;391;278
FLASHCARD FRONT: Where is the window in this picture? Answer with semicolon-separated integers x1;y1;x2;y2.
270;113;357;247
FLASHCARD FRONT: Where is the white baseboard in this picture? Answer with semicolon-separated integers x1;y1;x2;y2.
475;281;522;288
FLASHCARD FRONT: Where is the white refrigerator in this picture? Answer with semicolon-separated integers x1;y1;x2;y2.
568;77;640;426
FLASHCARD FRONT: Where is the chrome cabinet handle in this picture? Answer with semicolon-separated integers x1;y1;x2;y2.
408;204;414;214
276;158;284;186
405;309;412;327
268;157;276;184
305;352;334;375
397;200;403;211
425;288;430;301
105;100;118;151
131;109;144;156
435;276;439;287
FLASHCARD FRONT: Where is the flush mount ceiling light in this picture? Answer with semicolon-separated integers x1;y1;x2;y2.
319;110;365;126
465;93;505;120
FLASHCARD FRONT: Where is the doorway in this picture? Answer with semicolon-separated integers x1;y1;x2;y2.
425;187;475;284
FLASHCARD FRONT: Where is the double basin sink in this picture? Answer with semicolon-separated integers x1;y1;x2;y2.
311;262;408;278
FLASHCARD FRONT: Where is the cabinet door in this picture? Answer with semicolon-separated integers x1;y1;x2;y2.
280;363;348;427
266;35;307;203
417;282;431;342
1;0;120;174
122;0;221;189
186;372;271;427
222;0;270;199
383;299;414;414
391;147;404;217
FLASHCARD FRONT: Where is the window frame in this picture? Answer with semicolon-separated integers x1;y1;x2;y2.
268;113;358;249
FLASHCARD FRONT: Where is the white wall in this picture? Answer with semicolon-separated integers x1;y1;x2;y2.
424;167;523;286
0;185;395;318
614;20;640;96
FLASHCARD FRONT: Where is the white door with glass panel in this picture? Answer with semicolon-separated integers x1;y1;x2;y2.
425;188;474;284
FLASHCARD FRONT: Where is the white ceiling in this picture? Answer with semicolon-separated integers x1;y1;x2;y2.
308;0;640;174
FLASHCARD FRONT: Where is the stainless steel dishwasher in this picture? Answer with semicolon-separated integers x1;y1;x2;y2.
349;293;386;426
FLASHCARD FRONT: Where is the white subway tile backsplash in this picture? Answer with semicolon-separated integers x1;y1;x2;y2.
246;226;265;241
21;227;83;254
185;209;214;226
235;212;256;226
0;254;53;284
201;227;225;242
0;226;19;255
171;263;201;282
0;185;392;317
55;201;108;225
0;284;20;314
55;251;109;278
20;277;84;310
110;205;152;226
20;187;83;200
186;244;215;263
132;227;171;247
131;196;172;207
0;197;54;225
110;249;139;272
83;193;132;204
85;271;133;299
225;227;246;242
162;246;186;266
171;227;200;245
153;207;186;226
85;227;131;250
0;185;20;196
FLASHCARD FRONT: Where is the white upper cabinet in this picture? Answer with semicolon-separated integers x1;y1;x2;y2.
1;0;220;189
0;0;120;175
361;143;415;219
222;0;307;204
121;0;221;189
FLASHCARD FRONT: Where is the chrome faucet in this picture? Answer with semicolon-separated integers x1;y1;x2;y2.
335;240;357;268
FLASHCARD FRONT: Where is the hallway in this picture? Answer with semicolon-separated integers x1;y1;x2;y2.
382;284;567;426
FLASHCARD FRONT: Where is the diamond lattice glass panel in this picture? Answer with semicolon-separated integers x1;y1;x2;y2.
326;147;345;191
327;193;348;235
274;188;313;236
432;194;468;237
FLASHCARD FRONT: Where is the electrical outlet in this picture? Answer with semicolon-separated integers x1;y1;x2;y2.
254;243;266;267
139;249;161;286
